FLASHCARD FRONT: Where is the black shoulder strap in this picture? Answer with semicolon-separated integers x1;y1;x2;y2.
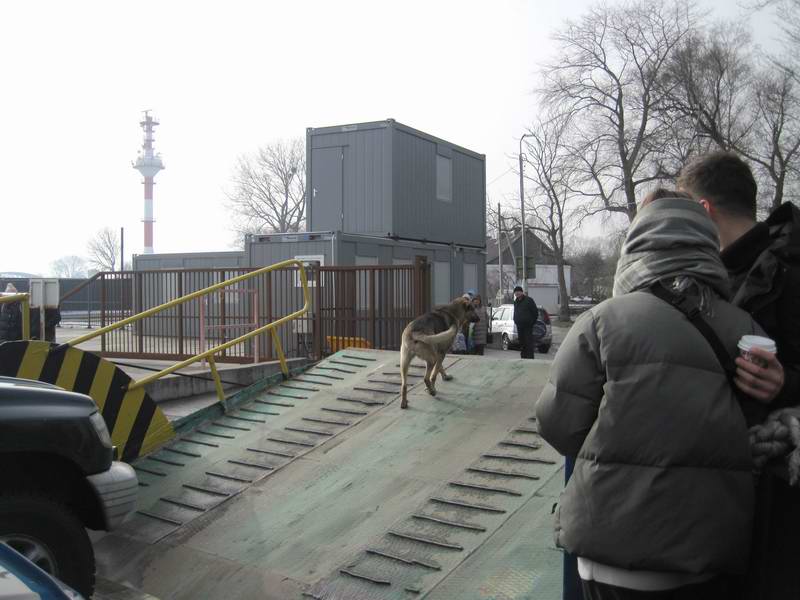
649;281;739;386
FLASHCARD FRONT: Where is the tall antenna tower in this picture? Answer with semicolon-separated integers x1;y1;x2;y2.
133;111;165;254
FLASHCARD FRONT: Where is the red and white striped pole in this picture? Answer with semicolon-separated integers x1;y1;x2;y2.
133;111;164;255
143;176;154;253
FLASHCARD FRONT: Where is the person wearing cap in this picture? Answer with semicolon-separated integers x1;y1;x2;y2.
512;285;538;359
537;195;765;599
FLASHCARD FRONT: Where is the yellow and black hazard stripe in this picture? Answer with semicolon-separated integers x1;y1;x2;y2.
0;340;174;462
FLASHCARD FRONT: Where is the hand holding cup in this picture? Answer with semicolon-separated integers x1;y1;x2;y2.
735;335;784;404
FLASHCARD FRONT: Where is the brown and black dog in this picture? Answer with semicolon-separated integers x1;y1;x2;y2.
399;297;480;409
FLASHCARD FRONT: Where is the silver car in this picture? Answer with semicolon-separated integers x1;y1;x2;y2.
489;304;552;353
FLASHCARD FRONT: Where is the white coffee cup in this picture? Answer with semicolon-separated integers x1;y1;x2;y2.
738;335;777;367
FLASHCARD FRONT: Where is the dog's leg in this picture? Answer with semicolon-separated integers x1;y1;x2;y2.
438;352;453;381
400;343;413;409
424;359;437;396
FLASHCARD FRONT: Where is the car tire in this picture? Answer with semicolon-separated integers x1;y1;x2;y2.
502;334;510;351
537;344;551;354
0;494;95;598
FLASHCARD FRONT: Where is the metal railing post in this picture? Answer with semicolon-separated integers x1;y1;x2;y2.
21;296;30;341
270;329;289;379
206;355;227;412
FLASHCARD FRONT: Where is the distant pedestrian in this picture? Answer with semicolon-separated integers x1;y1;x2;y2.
0;284;22;341
512;286;537;359
470;295;488;355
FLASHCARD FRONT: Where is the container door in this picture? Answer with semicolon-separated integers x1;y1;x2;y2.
311;147;343;231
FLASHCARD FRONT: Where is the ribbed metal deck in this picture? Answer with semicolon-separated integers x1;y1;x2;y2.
94;350;563;600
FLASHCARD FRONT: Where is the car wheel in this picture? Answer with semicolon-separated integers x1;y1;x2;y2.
537;344;551;354
502;334;510;351
0;494;95;598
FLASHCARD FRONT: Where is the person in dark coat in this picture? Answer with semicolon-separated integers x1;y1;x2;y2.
0;283;23;342
512;286;537;359
537;197;764;599
679;151;800;599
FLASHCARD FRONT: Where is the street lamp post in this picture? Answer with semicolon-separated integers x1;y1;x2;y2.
519;133;533;295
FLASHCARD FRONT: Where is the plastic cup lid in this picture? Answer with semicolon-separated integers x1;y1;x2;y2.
738;335;777;354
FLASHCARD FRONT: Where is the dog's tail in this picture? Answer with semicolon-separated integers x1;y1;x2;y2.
410;324;458;346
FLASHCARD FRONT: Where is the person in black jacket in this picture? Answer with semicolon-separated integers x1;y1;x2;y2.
0;284;23;342
679;151;800;599
512;285;538;359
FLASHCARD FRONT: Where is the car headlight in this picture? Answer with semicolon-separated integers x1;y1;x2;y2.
89;411;113;448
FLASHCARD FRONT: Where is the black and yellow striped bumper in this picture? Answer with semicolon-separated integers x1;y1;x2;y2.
0;340;174;462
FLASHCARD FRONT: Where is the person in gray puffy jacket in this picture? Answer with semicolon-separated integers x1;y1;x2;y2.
536;196;766;599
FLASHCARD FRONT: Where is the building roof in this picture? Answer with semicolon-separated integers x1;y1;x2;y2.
486;228;566;266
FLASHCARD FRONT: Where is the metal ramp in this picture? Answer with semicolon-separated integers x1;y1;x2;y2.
118;350;395;544
95;350;563;600
306;416;558;599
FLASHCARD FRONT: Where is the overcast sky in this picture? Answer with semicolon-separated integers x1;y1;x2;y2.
0;0;779;275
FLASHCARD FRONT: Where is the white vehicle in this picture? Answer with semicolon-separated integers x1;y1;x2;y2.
489;304;552;353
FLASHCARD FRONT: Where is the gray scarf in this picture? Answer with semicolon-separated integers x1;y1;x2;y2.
613;198;730;309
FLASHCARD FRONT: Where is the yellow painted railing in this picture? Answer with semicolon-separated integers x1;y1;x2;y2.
0;293;31;341
63;259;311;409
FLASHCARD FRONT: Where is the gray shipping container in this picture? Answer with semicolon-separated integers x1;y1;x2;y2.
307;120;486;248
134;251;248;270
247;231;485;306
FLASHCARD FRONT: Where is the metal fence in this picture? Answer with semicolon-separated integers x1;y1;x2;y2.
59;260;431;362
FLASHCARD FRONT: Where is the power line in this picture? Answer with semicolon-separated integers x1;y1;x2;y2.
487;167;514;188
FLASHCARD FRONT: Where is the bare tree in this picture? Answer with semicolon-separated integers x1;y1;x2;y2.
742;66;800;211
523;110;582;321
227;139;306;241
87;227;119;272
486;202;522;301
51;256;87;278
659;22;755;152
567;235;623;301
540;0;696;222
749;0;800;66
662;22;800;211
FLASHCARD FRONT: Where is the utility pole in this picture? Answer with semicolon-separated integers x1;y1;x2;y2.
497;202;503;302
120;227;124;271
519;133;533;295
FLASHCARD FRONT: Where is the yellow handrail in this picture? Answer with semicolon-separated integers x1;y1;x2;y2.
64;259;312;408
0;293;31;341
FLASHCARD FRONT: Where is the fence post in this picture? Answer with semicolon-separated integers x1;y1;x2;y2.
314;266;322;359
136;272;144;355
219;270;227;359
413;257;423;316
253;290;259;363
177;272;184;357
266;271;273;361
99;275;107;352
369;269;376;348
